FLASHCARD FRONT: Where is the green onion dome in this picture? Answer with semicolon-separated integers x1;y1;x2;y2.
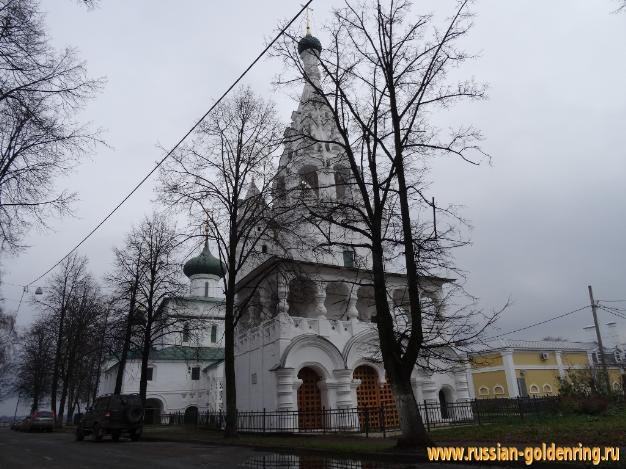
298;33;322;54
183;241;225;278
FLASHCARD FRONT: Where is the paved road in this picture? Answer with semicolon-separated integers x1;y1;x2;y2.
0;428;515;468
0;428;266;469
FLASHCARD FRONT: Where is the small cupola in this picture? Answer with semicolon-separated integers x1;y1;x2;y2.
183;240;225;279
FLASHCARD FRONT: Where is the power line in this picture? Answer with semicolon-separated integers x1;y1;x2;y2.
24;0;313;289
598;305;626;321
485;305;589;340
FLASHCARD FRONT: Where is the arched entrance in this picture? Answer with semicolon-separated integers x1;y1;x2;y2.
439;389;449;419
354;365;399;429
144;398;163;425
297;367;323;430
184;406;198;425
438;387;454;419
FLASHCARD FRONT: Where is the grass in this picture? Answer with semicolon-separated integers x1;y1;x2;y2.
142;408;626;455
431;408;626;446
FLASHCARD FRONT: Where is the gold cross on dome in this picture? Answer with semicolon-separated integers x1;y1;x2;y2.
301;3;313;35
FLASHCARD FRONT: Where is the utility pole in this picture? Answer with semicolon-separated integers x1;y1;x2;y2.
588;285;611;393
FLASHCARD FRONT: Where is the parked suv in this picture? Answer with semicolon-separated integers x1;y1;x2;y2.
76;394;143;442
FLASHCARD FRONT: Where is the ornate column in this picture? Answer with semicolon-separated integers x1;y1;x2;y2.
345;285;359;320
465;361;476;400
454;366;471;401
277;277;290;316
315;281;328;318
275;368;300;411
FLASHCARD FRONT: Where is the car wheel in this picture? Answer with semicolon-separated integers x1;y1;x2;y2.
111;431;120;442
75;427;85;441
93;424;104;442
129;429;141;441
126;405;143;424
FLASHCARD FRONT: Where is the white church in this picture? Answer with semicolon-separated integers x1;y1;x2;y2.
99;30;471;428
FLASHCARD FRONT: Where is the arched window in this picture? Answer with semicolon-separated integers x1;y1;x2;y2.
182;322;190;343
478;386;489;397
543;384;553;395
298;166;319;198
204;282;209;297
612;382;621;392
493;385;505;397
529;384;540;395
210;324;217;343
334;167;349;200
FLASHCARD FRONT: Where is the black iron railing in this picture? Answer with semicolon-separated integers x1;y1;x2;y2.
146;396;560;435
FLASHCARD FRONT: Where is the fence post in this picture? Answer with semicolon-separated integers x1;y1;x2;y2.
423;400;430;432
365;407;370;438
474;399;481;426
518;397;524;421
263;408;266;434
322;406;326;434
380;405;386;438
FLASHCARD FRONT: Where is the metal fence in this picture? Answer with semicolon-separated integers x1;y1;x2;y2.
146;397;560;436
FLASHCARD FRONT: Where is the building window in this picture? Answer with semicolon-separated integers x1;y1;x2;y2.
261;244;268;253
343;250;355;267
478;386;489;397
529;384;540;395
182;322;190;343
543;384;553;395
334;168;349;200
204;282;209;297
191;367;200;381
298;166;319;198
493;385;505;397
146;367;154;381
210;325;217;343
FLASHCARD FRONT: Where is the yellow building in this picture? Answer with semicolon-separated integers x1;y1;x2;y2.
468;339;623;398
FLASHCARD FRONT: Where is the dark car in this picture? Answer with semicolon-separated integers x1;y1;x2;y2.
14;417;30;431
76;394;143;442
29;410;54;432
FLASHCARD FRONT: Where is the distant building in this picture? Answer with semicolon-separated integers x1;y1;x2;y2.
99;240;226;423
468;339;624;399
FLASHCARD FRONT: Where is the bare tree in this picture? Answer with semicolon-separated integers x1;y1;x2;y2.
41;252;89;424
15;317;54;412
0;307;17;400
119;213;186;404
275;0;498;447
106;237;145;395
0;0;102;252
159;86;283;438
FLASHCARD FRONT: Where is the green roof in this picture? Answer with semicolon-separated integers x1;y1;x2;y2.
128;346;224;361
183;240;225;278
298;33;322;54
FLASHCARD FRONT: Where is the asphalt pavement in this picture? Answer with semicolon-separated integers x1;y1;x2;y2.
0;427;517;468
0;428;266;469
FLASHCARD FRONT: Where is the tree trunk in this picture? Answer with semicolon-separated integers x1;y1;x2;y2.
115;293;136;394
138;317;153;405
50;306;66;424
223;283;238;438
370;239;432;448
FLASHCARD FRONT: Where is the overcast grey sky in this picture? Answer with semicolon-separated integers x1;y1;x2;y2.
1;0;625;345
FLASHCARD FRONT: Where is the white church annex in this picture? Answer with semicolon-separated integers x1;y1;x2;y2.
98;240;227;423
99;30;471;429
